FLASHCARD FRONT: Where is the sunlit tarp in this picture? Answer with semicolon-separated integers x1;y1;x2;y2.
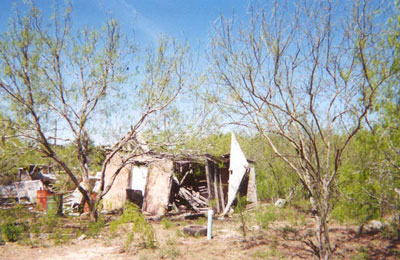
222;132;249;215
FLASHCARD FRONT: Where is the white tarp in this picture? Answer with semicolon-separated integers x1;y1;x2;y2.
131;166;148;195
222;133;249;215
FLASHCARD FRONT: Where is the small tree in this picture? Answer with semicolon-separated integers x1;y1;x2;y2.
208;1;395;259
0;114;43;184
0;1;193;221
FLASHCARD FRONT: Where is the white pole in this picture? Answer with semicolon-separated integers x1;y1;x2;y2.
207;209;214;240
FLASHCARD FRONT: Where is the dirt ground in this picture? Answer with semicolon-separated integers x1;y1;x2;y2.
1;210;399;260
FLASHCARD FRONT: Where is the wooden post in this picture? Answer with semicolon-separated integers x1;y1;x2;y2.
246;167;258;208
205;159;218;212
218;168;225;209
212;163;222;213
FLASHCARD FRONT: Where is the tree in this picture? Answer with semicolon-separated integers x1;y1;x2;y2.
328;0;400;232
375;0;400;225
0;1;193;221
0;114;21;182
0;113;45;184
358;0;400;225
208;1;395;259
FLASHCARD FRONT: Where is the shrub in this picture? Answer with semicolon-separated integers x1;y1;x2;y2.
39;212;60;233
351;247;370;260
159;238;181;260
281;225;298;240
86;217;105;237
0;205;81;245
0;205;31;242
2;223;25;242
381;221;400;241
161;218;175;229
194;217;207;225
235;195;248;238
256;205;280;230
110;202;156;249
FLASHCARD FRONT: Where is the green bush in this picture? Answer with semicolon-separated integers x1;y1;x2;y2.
256;205;280;229
110;202;156;249
194;217;207;226
331;197;380;225
2;223;25;242
86;217;105;237
281;225;298;240
52;228;74;245
235;195;248;238
351;247;370;260
0;227;4;243
381;221;400;241
255;204;306;230
0;205;31;243
39;212;60;233
0;205;81;245
159;238;181;260
161;218;175;229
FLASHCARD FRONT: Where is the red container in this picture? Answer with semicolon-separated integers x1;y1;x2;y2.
37;189;51;211
84;193;97;213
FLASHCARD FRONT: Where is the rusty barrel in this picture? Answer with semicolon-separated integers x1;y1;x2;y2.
84;193;97;213
37;190;50;211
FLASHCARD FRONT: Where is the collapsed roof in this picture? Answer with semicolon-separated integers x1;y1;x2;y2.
102;133;257;216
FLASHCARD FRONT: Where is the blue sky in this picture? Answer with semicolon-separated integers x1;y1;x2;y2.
0;0;250;46
1;0;388;144
0;0;252;144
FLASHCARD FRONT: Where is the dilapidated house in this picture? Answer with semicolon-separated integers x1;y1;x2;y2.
102;133;257;216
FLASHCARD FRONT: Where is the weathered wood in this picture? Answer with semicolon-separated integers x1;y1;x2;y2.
246;167;258;208
218;168;225;209
205;160;216;210
180;187;208;207
102;156;131;211
190;195;208;206
212;163;221;213
182;187;208;204
179;169;191;185
178;188;200;212
142;159;174;216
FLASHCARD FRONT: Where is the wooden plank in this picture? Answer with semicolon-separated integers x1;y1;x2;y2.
217;168;225;209
247;167;258;207
205;160;216;209
178;188;200;212
212;163;221;213
180;187;208;207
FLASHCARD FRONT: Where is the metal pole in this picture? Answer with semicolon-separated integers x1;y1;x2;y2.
207;209;214;240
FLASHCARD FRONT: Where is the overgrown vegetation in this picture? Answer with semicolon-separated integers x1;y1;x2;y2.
235;195;248;238
0;0;399;259
0;204;108;246
110;202;156;250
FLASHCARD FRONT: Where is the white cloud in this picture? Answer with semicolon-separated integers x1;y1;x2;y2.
117;0;162;43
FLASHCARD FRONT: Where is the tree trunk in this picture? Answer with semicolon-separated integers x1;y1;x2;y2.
309;185;333;260
89;202;98;222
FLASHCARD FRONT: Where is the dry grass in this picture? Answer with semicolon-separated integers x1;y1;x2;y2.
1;204;400;260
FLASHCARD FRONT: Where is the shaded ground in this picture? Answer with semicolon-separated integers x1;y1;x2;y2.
1;207;399;260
